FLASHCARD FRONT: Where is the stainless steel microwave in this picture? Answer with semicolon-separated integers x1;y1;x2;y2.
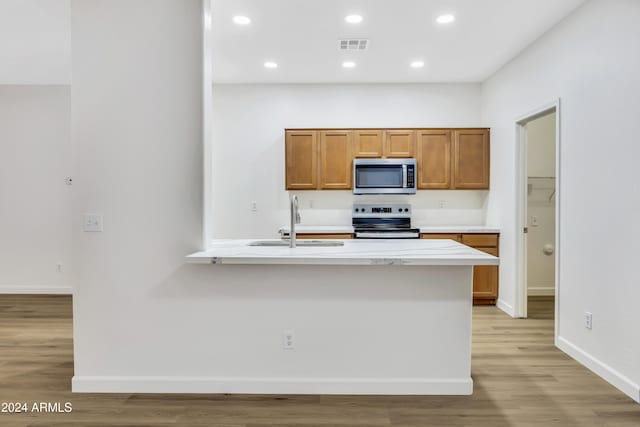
353;158;417;194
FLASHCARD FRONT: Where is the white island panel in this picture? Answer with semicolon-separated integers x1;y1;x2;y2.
72;266;475;395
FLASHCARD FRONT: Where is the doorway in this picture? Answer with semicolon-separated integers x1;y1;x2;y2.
515;101;560;332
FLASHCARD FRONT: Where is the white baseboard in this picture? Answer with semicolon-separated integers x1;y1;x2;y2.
0;285;72;295
72;376;473;395
496;298;515;317
557;336;640;403
528;286;555;296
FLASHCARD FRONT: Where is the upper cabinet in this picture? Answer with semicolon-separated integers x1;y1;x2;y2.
353;130;383;158
319;130;353;189
284;128;489;191
453;129;490;189
416;130;451;189
384;130;415;157
285;130;318;190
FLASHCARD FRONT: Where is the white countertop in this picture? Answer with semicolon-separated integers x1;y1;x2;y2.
279;225;500;234
186;239;499;266
417;225;501;233
279;225;356;234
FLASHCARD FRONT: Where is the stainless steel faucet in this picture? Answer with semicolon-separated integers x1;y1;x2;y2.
290;194;301;248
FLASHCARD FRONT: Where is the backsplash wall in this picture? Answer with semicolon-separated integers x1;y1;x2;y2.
211;83;485;238
292;191;488;227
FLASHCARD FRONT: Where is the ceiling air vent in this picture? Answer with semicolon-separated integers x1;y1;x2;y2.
339;39;369;51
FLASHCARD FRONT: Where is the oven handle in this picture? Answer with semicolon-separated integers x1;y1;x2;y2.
355;231;420;239
402;164;407;188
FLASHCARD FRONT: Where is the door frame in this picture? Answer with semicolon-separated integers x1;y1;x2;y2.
514;99;561;340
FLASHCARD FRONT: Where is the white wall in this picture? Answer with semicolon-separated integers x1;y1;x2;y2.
526;113;556;294
211;83;485;238
0;0;71;85
0;85;72;293
70;0;203;374
482;0;639;402
526;113;556;177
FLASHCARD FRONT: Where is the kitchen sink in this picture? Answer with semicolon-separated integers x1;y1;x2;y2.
248;240;344;247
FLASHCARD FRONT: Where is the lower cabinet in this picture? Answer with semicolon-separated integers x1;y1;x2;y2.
421;233;499;305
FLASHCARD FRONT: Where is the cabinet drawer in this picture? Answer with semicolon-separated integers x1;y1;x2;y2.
461;233;498;247
420;233;461;242
296;233;353;239
473;246;498;256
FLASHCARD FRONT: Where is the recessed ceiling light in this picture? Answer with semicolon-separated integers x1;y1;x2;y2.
342;61;356;68
436;14;455;24
345;14;363;24
232;15;251;25
264;61;278;69
410;60;425;68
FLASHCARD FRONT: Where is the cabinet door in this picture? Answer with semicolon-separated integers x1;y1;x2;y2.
353;130;383;158
453;129;490;189
416;130;451;189
383;130;415;158
473;246;499;300
320;130;353;189
285;130;318;190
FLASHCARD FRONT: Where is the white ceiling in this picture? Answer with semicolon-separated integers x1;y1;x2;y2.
0;0;586;85
212;0;586;83
0;0;70;85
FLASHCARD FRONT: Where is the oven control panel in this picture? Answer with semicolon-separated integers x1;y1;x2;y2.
352;204;411;218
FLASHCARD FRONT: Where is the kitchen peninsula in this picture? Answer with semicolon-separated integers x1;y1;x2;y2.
72;239;497;395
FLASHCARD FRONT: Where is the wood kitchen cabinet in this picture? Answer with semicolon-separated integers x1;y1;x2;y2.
421;232;499;305
319;130;353;189
416;130;452;189
353;130;383;158
420;233;461;242
384;130;415;157
285;128;490;191
470;247;499;303
285;130;318;190
453;129;490;189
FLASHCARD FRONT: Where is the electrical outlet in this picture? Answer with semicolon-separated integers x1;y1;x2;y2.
83;214;103;232
283;330;295;349
531;215;539;227
585;312;593;330
439;200;447;209
56;263;63;273
64;177;73;186
250;201;257;212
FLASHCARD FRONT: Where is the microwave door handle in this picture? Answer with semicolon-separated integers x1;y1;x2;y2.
402;164;407;188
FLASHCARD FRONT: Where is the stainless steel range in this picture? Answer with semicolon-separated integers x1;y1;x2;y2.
352;203;420;239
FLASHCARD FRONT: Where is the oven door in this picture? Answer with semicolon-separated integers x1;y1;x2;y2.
353;160;416;194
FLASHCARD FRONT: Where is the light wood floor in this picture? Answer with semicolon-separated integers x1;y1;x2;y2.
0;295;638;426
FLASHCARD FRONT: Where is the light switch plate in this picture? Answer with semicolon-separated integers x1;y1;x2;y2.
83;214;103;232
